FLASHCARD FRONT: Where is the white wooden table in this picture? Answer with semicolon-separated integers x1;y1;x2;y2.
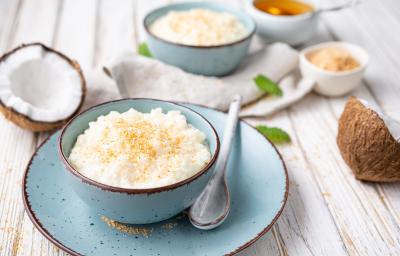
1;0;400;255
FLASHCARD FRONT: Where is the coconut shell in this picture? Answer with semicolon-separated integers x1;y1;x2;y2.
337;96;400;182
0;43;86;132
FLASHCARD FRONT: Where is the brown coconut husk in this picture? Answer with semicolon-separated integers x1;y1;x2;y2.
337;96;400;182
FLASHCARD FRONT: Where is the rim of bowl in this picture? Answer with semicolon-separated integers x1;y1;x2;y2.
143;2;256;49
300;41;369;76
58;98;220;195
247;0;315;21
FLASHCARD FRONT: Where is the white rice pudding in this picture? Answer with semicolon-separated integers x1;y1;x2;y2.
68;108;211;189
149;8;248;46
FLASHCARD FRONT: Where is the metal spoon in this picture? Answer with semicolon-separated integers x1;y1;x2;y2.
315;0;361;15
189;95;242;230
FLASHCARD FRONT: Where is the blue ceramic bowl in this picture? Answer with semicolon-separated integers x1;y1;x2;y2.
58;99;220;224
143;2;256;76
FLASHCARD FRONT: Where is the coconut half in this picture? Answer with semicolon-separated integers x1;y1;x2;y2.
0;43;86;131
337;96;400;182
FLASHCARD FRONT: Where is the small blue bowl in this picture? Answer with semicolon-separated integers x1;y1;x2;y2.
144;2;256;76
58;98;220;224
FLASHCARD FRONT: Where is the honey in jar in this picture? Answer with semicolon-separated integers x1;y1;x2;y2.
253;0;314;16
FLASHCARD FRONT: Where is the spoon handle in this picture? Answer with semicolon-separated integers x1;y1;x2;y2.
214;95;242;179
189;95;242;228
316;0;361;14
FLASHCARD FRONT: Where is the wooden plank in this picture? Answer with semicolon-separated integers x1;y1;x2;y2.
9;0;59;48
135;0;168;43
53;0;97;69
95;0;136;66
0;0;22;51
236;232;282;256
375;185;400;228
0;0;61;255
377;0;400;17
246;110;348;255
0;0;18;48
17;1;63;255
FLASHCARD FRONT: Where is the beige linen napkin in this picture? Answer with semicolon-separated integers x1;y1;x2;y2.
84;42;314;117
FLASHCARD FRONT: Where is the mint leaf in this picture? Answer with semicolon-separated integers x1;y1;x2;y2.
138;42;152;58
256;125;291;144
253;74;282;96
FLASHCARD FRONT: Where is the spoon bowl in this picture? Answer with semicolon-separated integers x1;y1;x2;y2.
189;178;230;230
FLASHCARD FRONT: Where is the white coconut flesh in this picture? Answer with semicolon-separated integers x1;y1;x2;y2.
358;98;400;142
0;45;82;122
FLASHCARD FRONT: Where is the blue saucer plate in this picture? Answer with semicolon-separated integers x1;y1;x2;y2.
22;104;288;256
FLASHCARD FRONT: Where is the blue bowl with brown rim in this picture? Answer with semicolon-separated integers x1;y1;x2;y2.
58;98;220;224
143;2;256;76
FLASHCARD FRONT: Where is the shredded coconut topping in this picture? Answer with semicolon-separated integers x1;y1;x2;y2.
68;108;211;189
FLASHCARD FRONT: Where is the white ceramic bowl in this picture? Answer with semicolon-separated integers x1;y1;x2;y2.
245;0;317;46
300;41;369;97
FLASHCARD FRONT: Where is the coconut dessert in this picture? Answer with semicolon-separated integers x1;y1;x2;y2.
0;43;86;131
337;97;400;182
68;108;211;189
149;8;248;46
